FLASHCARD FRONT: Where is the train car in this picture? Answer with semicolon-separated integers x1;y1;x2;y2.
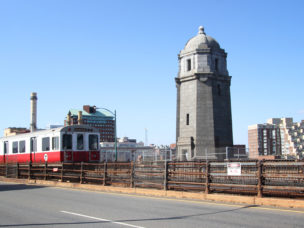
0;125;100;163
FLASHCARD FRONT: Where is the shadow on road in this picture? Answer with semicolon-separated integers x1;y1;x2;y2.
0;183;45;192
119;204;259;222
0;205;259;227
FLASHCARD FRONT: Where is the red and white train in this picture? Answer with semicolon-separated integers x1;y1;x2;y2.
0;125;100;163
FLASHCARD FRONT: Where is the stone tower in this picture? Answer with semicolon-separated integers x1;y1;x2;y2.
176;26;233;160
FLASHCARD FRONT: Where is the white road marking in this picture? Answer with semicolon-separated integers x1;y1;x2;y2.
61;210;145;228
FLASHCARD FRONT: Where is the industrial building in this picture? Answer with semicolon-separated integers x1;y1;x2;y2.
65;105;115;142
248;118;304;159
100;137;176;162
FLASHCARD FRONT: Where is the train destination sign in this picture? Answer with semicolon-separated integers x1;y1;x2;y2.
227;162;241;176
73;128;94;132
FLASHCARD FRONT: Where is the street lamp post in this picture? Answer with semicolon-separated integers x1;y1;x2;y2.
114;110;117;161
96;107;117;162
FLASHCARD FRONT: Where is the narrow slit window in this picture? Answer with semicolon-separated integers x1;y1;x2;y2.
215;58;218;71
186;113;190;125
187;59;191;71
217;84;221;96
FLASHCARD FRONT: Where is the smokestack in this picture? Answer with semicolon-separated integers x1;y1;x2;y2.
30;92;38;132
67;111;71;126
78;111;83;125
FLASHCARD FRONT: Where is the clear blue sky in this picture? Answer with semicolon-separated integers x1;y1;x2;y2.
0;0;303;146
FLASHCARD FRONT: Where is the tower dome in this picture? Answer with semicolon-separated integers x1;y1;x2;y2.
181;26;220;54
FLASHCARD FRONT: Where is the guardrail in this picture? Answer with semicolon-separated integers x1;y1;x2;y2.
1;160;304;198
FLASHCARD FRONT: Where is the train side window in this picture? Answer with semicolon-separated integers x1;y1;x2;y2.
3;141;8;154
62;134;72;150
12;141;18;154
42;137;50;151
30;137;37;152
77;134;84;150
89;134;98;150
19;140;26;153
52;137;59;150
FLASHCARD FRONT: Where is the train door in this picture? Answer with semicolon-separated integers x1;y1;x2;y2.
3;141;8;163
30;137;37;162
62;134;73;162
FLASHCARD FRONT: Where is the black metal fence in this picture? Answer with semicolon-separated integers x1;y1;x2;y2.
1;160;304;198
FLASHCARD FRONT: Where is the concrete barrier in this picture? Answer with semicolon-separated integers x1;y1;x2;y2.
1;176;304;209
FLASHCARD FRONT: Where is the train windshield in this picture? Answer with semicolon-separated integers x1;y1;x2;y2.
62;134;72;150
89;135;98;150
77;134;84;150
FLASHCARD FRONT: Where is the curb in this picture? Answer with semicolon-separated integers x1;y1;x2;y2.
1;177;304;209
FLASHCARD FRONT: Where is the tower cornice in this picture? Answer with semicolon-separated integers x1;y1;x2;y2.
178;73;231;83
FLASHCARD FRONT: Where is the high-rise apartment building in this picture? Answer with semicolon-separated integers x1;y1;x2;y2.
248;118;304;159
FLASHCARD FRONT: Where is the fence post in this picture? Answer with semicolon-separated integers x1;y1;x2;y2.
164;161;168;191
130;161;134;188
28;162;32;180
61;162;64;182
205;161;210;194
44;162;47;180
103;162;107;186
80;162;83;184
16;163;19;179
5;163;8;178
257;160;263;197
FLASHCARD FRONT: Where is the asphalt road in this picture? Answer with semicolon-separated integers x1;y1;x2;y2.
1;181;304;228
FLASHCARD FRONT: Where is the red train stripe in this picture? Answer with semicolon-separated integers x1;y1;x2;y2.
0;151;100;163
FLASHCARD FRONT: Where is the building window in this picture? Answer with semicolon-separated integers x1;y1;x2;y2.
12;141;18;154
187;59;191;71
186;114;190;125
52;137;59;150
19;140;26;153
42;137;50;151
215;58;218;71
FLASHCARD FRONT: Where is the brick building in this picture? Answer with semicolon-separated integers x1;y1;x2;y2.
248;124;281;159
65;105;115;142
4;128;30;137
